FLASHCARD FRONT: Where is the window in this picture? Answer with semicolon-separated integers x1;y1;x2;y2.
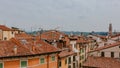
59;61;61;67
119;46;120;48
68;65;71;68
111;52;114;58
80;49;84;53
73;56;76;61
4;37;7;40
82;55;84;59
11;32;14;34
73;63;75;68
21;60;27;68
40;58;45;64
79;63;81;68
68;57;71;64
74;45;76;49
51;56;55;61
65;58;67;64
101;52;105;57
82;49;84;53
0;63;3;68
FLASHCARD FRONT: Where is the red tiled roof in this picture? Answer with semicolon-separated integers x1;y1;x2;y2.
93;35;107;39
111;34;120;38
0;25;12;31
0;40;31;57
34;39;60;53
59;50;75;58
90;41;120;52
41;30;65;41
15;33;34;39
0;37;60;58
75;36;90;43
77;39;89;43
83;56;120;68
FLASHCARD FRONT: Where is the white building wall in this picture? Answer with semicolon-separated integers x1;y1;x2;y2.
90;45;120;58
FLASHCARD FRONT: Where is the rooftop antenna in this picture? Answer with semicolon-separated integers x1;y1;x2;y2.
114;29;117;34
38;27;43;39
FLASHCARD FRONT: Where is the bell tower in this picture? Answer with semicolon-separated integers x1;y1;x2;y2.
108;23;112;36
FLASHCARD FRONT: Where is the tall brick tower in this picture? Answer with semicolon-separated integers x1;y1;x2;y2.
108;23;112;36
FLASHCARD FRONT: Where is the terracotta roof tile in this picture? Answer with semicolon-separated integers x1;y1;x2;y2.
41;30;65;41
111;34;120;38
15;33;33;39
83;56;120;68
0;25;12;31
0;37;60;58
59;50;75;58
0;40;31;58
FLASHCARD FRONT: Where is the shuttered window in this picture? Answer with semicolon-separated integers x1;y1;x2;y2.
0;63;3;68
40;58;45;64
51;56;55;61
21;61;27;68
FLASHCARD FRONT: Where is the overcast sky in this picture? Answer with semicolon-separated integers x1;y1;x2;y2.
0;0;120;32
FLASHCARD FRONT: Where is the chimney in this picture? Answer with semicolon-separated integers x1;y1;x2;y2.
13;46;17;54
34;40;36;45
32;40;36;52
32;45;35;51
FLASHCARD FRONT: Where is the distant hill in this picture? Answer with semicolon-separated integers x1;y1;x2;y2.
62;31;108;36
27;30;108;36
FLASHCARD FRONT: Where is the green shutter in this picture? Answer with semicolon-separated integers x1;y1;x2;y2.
52;56;55;61
0;63;3;68
80;49;84;53
21;61;27;67
82;55;84;59
40;58;44;64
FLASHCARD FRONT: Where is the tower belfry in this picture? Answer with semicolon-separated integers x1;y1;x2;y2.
108;23;112;36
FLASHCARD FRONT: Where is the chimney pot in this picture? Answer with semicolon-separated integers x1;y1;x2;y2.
13;46;17;54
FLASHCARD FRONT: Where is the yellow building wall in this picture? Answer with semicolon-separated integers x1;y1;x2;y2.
61;57;68;68
3;31;14;40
